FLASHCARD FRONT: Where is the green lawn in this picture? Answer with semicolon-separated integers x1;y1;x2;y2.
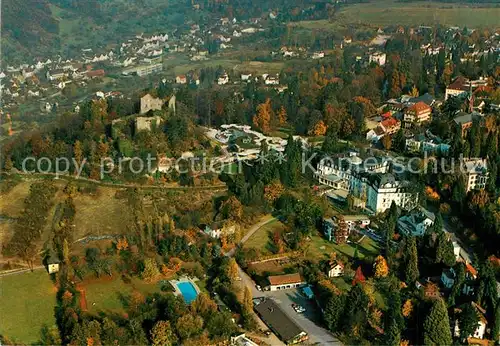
83;276;160;315
307;233;380;262
337;0;500;27
0;269;57;344
244;219;286;255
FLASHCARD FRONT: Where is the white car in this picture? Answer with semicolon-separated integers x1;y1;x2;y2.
292;304;306;313
256;285;262;291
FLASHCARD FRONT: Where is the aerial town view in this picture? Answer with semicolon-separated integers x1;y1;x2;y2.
0;0;500;345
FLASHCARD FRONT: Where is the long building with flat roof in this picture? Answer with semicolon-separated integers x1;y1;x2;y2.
254;298;308;345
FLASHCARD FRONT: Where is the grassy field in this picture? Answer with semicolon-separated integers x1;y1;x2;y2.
244;219;380;261
244;219;287;254
337;0;500;27
82;276;160;315
306;233;380;262
0;270;57;344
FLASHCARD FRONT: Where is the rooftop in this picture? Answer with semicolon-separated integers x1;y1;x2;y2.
254;299;306;343
268;273;304;286
407;101;431;114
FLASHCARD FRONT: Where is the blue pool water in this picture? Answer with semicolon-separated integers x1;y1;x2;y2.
177;281;198;304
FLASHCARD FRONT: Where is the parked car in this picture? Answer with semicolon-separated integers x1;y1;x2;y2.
292;304;306;313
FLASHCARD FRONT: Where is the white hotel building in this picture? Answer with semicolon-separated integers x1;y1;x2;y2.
316;154;418;213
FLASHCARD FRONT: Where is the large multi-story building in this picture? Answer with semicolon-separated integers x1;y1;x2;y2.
445;76;488;100
316;154;418;213
403;101;432;128
462;158;488;192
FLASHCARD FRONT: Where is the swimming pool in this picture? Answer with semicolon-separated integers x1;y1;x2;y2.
176;281;198;304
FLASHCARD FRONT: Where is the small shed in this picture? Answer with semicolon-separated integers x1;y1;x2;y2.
46;252;60;274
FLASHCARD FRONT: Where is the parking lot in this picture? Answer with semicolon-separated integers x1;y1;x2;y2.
263;289;342;345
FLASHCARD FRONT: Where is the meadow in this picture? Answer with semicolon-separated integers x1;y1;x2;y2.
337;0;500;28
0;270;57;344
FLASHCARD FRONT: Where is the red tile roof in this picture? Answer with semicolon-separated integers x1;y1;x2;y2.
86;69;105;78
466;263;478;278
447;76;469;91
268;273;304;286
380;117;400;129
408;101;431;114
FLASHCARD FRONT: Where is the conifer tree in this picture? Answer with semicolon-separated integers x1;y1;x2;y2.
423;298;453;346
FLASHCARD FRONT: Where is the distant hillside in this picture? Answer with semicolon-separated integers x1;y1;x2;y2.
2;0;60;62
2;0;333;65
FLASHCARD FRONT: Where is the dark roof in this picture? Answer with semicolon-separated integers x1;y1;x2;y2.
453;112;473;125
254;299;306;343
448;76;469;91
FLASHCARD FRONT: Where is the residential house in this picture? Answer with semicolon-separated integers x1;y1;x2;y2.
264;75;279;85
312;51;325;59
175;74;187;84
397;207;435;237
254;298;308;344
217;73;229;85
445;76;488;100
47;69;66;81
140;93;164;114
86;69;105;79
369;52;386;66
366;126;385;143
403;102;432;128
327;261;344;278
462;158;488;192
441;263;477;295
46;251;60;274
230;334;259;346
405;134;450;155
267;273;306;291
453;112;475;138
203;221;237;239
240;73;252;82
453;303;487;340
380;117;401;135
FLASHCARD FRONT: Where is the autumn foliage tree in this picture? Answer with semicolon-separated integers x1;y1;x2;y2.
374;255;389;278
272;230;285;254
308;120;327;136
264;181;284;203
253;98;273;133
277;105;287;125
334;216;349;244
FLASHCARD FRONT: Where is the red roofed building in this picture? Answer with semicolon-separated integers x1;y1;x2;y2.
403;101;432;128
380;117;401;135
268;273;306;291
86;69;105;79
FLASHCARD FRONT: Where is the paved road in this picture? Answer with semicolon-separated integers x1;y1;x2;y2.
0;266;44;277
